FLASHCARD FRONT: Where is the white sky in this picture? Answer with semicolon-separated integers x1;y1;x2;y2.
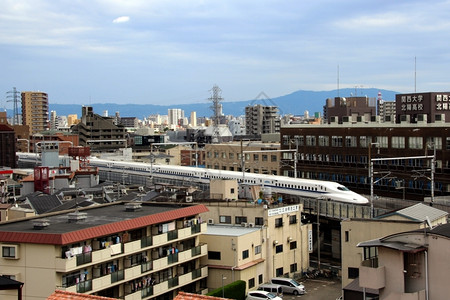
1;0;449;106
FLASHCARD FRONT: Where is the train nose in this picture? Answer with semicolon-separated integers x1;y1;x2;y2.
354;195;369;204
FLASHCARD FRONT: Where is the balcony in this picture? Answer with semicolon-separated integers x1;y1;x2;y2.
359;258;385;290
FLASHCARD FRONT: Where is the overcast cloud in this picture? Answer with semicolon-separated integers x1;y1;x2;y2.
1;0;449;106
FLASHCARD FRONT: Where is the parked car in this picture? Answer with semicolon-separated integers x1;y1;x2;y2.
257;283;283;297
246;290;283;300
269;277;305;295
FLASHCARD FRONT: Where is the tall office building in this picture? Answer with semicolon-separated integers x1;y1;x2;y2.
21;91;49;135
168;109;184;126
190;111;197;127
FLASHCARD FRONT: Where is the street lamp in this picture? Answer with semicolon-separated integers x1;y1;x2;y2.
222;274;227;298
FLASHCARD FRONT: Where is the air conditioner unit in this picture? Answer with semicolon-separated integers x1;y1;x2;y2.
207;219;214;225
241;222;248;227
248;222;255;228
185;196;193;203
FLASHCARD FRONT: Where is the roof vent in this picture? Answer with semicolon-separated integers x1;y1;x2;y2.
68;211;88;223
125;202;142;212
33;219;50;230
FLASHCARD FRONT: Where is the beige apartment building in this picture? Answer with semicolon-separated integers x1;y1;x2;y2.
200;203;312;292
358;222;450;300
21;91;49;135
341;203;448;299
0;202;209;300
205;142;280;175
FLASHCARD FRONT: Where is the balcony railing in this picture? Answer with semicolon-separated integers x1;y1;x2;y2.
141;286;153;298
111;270;125;283
141;236;152;248
191;223;201;234
141;261;153;273
167;230;178;241
76;252;92;266
168;253;179;264
76;280;92;293
168;277;179;289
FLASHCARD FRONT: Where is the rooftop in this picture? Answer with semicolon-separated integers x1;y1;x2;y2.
204;224;260;236
0;202;208;245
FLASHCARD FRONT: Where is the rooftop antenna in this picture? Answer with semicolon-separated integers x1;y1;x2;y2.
337;65;340;98
414;56;417;93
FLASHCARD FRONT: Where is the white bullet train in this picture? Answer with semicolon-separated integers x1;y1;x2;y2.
17;153;369;205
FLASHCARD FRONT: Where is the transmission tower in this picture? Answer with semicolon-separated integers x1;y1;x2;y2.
6;87;21;125
209;85;223;143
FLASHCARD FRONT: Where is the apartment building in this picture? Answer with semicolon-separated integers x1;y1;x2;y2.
200;203;312;292
21;91;49;135
0;202;209;300
341;203;448;299
245;105;280;136
357;222;450;299
204;142;280;175
71;106;127;153
0;123;16;168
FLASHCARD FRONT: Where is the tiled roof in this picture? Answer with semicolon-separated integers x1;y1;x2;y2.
0;203;209;245
174;291;228;300
47;290;117;300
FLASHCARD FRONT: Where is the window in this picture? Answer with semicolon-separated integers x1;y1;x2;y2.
258;274;263;284
255;217;264;226
275;245;283;253
2;245;17;259
409;136;423;149
374;136;388;148
248;278;255;289
290;241;297;250
392;136;405;149
255;245;262;255
289;215;297;224
235;216;247;224
318;135;329;147
219;216;231;224
332;136;343;147
229;153;234;159
275;218;283;228
242;249;249;259
348;267;359;279
230;188;235;194
360;136;372;148
276;268;284;277
290;263;298;273
345;231;349;242
262;154;268;161
306;135;316;146
271;155;277;162
208;251;221;260
345;136;357;147
253;154;259;161
294;135;304;146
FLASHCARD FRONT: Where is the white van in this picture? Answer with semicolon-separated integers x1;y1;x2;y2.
269;277;305;295
257;283;283;297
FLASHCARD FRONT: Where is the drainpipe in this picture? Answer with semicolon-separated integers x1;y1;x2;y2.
425;250;429;300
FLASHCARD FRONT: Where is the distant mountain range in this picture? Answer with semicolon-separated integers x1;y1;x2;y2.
9;88;399;119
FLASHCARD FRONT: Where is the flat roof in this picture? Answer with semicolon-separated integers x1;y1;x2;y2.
0;202;208;245
204;224;260;236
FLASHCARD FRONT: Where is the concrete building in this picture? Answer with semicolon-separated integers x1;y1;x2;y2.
245;105;280;136
71;106;127;153
190;112;197;127
204;142;280;175
357;222;450;300
341;203;448;299
323;96;376;124
21;91;49;135
200;203;311;292
280;118;450;200
396;92;450;124
377;100;396;122
168;109;184;127
0;202;209;300
0;123;16;168
67;114;79;126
